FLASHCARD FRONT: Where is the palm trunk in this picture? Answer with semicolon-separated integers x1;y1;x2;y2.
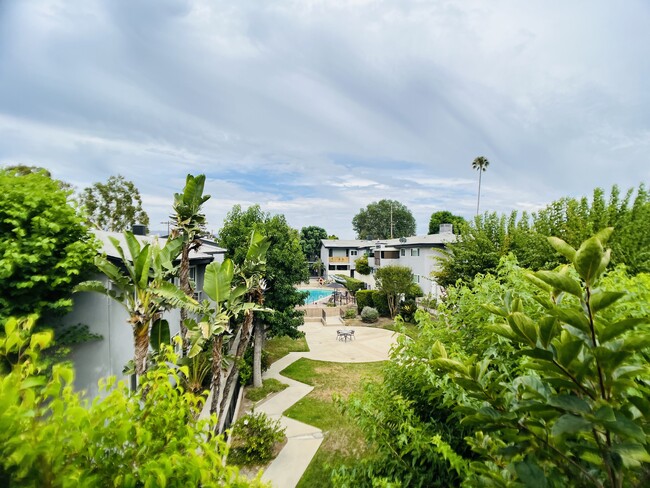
219;312;255;415
476;170;482;216
210;334;224;416
133;325;149;377
179;245;191;355
252;319;264;388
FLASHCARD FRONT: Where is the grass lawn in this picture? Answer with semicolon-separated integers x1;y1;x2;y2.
265;335;309;364
245;378;288;402
281;358;385;487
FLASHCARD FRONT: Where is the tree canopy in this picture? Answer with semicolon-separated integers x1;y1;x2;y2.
299;226;328;262
428;210;466;234
352;199;416;240
374;265;414;318
80;175;149;232
217;205;309;338
0;169;97;322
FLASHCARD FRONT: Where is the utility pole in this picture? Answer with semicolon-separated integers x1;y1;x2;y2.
390;202;394;239
161;220;171;236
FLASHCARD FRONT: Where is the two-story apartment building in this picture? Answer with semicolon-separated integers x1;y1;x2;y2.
320;225;456;297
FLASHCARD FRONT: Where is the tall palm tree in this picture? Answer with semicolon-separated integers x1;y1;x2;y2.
170;174;211;354
472;156;490;215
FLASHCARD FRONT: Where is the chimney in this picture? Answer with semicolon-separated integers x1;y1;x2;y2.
439;223;453;234
131;224;147;236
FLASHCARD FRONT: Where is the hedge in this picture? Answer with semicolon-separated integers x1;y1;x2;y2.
356;290;373;314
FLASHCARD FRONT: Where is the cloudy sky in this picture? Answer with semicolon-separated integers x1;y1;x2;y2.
1;0;649;238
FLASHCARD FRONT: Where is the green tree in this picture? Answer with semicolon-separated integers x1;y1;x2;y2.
352;199;416;239
428;210;466;234
218;205;309;338
299;226;328;262
472;156;490;215
75;233;196;377
0;169;97;322
375;265;414;318
0;316;264;487
170;174;211;352
80;175;149;232
327;234;339;239
355;254;371;275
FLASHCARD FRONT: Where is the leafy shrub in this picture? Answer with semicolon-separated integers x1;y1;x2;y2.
356;290;374;313
0;316;263;487
228;412;286;465
360;306;379;323
336;274;365;295
355;254;372;275
398;298;417;323
239;347;270;386
371;291;390;317
344;308;357;319
405;283;424;300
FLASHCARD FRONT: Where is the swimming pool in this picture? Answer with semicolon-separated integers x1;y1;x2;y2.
303;288;333;304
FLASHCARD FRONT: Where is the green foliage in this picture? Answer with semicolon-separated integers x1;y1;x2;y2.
344;308;357;319
397;299;417;323
355;254;372;275
0;170;98;322
360;306;379;323
218;205;310;339
336;274;365;295
80;174;149;231
0;316;264;487
433;231;650;487
437;185;650;287
428;210;466;235
238;347;270;386
178;349;212;395
371;291;390;317
356;290;374;313
300;226;328;262
375;265;414;318
352;199;416;240
228;412;286;466
405;283;423;300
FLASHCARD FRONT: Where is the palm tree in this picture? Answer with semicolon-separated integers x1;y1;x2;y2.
472;156;490;215
170;174;211;354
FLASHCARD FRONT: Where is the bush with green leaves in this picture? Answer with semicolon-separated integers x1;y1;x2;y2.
360;306;379;323
228;412;286;466
372;291;390;317
355;254;372;275
0;316;264;487
344;308;357;319
337;274;365;295
356;290;374;313
433;229;650;487
398;298;417;323
239;347;270;386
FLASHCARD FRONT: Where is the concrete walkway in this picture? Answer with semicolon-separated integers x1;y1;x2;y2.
255;322;398;488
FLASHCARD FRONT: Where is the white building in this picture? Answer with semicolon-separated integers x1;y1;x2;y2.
320;225;456;297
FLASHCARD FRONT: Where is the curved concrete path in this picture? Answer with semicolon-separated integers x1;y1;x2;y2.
256;323;397;488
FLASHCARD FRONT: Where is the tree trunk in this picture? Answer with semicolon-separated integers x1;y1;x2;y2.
219;312;255;416
133;325;149;377
179;244;191;355
253;319;264;388
210;334;224;416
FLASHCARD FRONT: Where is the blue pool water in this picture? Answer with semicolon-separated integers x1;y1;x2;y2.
304;288;333;304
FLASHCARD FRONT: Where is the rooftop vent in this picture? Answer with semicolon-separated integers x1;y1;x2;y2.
439;223;453;234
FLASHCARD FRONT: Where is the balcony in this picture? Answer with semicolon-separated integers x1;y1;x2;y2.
329;256;349;263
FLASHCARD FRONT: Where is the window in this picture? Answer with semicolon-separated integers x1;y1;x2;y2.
336;265;348;270
350;250;358;256
400;249;406;257
411;248;420;257
329;264;336;270
414;275;420;283
329;248;333;257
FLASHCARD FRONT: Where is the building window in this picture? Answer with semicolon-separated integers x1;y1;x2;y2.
411;248;420;257
400;249;405;257
414;275;420;283
329;248;333;257
329;264;336;270
336;265;348;270
350;250;358;256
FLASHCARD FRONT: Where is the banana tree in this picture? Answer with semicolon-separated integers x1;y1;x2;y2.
170;174;211;354
75;232;199;378
186;230;269;418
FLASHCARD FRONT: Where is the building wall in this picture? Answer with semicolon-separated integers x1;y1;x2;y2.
394;247;446;296
65;274;182;398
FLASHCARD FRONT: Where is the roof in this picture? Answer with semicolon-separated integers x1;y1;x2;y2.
321;233;456;250
320;239;375;249
93;230;226;262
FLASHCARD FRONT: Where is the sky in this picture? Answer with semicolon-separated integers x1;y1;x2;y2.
1;0;649;239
